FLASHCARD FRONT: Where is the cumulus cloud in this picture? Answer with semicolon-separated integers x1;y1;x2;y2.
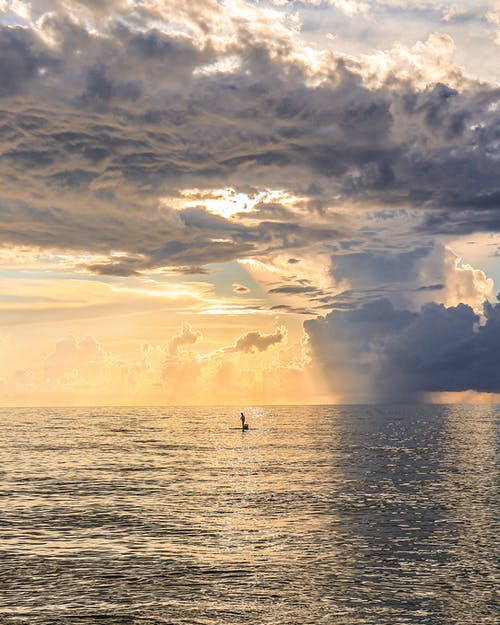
327;241;494;313
0;319;306;405
229;327;287;353
156;321;306;402
0;330;167;403
429;247;494;312
167;322;202;356
305;297;500;401
44;334;106;381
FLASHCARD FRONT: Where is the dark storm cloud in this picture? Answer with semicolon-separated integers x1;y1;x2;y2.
305;298;500;400
421;206;500;236
0;4;499;274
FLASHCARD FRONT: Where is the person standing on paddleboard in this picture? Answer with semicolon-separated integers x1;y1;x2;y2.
240;412;246;430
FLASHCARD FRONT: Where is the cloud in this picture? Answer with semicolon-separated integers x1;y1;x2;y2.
0;2;497;278
229;327;287;353
167;322;202;356
268;284;320;294
157;321;306;402
331;1;370;16
328;242;494;313
332;247;431;289
0;317;309;405
305;297;500;401
232;283;250;294
1;329;167;403
44;333;106;381
0;25;58;96
1;1;500;409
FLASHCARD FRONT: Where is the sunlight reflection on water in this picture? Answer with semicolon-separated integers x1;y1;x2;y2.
0;405;498;624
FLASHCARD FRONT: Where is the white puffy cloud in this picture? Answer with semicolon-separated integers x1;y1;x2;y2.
167;322;202;356
156;322;311;403
44;334;106;381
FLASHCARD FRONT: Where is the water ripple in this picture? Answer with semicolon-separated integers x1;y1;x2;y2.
0;405;498;624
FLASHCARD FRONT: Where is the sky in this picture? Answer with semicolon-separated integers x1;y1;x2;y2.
0;0;500;406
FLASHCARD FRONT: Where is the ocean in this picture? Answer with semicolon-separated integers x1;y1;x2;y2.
0;405;498;624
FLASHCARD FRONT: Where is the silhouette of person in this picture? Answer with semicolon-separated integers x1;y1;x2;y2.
240;412;245;429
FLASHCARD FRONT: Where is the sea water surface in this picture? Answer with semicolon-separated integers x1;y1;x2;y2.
0;405;498;624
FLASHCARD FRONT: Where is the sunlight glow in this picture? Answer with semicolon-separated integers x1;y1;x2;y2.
166;188;302;219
